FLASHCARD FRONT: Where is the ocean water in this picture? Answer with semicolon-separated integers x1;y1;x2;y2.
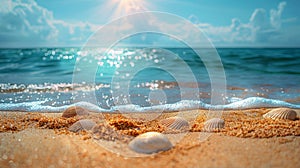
0;47;299;112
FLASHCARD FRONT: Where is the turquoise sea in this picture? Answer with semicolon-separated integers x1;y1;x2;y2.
0;47;299;112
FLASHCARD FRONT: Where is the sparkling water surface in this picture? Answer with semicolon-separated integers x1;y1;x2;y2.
0;47;299;111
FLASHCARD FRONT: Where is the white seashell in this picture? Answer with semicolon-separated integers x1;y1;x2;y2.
203;118;225;132
159;116;189;130
69;119;96;132
129;132;173;154
263;108;297;120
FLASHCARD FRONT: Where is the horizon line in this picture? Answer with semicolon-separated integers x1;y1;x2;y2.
1;45;300;49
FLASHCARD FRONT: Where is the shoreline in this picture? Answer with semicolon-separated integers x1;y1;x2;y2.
1;108;300;167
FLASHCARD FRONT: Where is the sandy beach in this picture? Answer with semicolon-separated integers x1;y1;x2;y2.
1;0;300;168
0;108;299;168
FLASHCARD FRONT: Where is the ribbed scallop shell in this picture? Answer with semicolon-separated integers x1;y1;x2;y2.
159;116;189;130
263;108;297;120
203;118;225;132
68;119;96;132
129;132;173;154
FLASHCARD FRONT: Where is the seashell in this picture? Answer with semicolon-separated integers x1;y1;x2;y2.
263;108;297;120
159;116;189;130
62;106;89;118
203;118;225;132
129;132;173;154
69;119;96;132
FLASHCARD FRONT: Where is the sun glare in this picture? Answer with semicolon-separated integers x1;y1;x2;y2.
103;0;150;19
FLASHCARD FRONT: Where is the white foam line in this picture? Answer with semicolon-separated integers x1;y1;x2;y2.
0;97;299;112
221;97;300;109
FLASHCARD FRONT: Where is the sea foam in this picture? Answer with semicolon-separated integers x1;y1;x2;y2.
0;97;299;113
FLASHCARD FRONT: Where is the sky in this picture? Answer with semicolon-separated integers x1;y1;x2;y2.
0;0;300;48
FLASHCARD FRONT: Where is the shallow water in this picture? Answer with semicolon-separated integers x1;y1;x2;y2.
0;47;299;111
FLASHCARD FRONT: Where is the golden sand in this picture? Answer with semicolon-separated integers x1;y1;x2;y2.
0;108;300;167
1;108;300;138
0;113;78;132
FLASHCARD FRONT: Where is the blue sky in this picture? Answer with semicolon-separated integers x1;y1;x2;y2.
1;0;300;47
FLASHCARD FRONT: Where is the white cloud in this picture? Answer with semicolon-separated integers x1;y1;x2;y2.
0;0;297;47
270;1;286;28
0;0;97;47
193;1;297;46
0;0;57;43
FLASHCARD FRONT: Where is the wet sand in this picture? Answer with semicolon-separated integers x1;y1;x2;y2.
0;108;300;168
